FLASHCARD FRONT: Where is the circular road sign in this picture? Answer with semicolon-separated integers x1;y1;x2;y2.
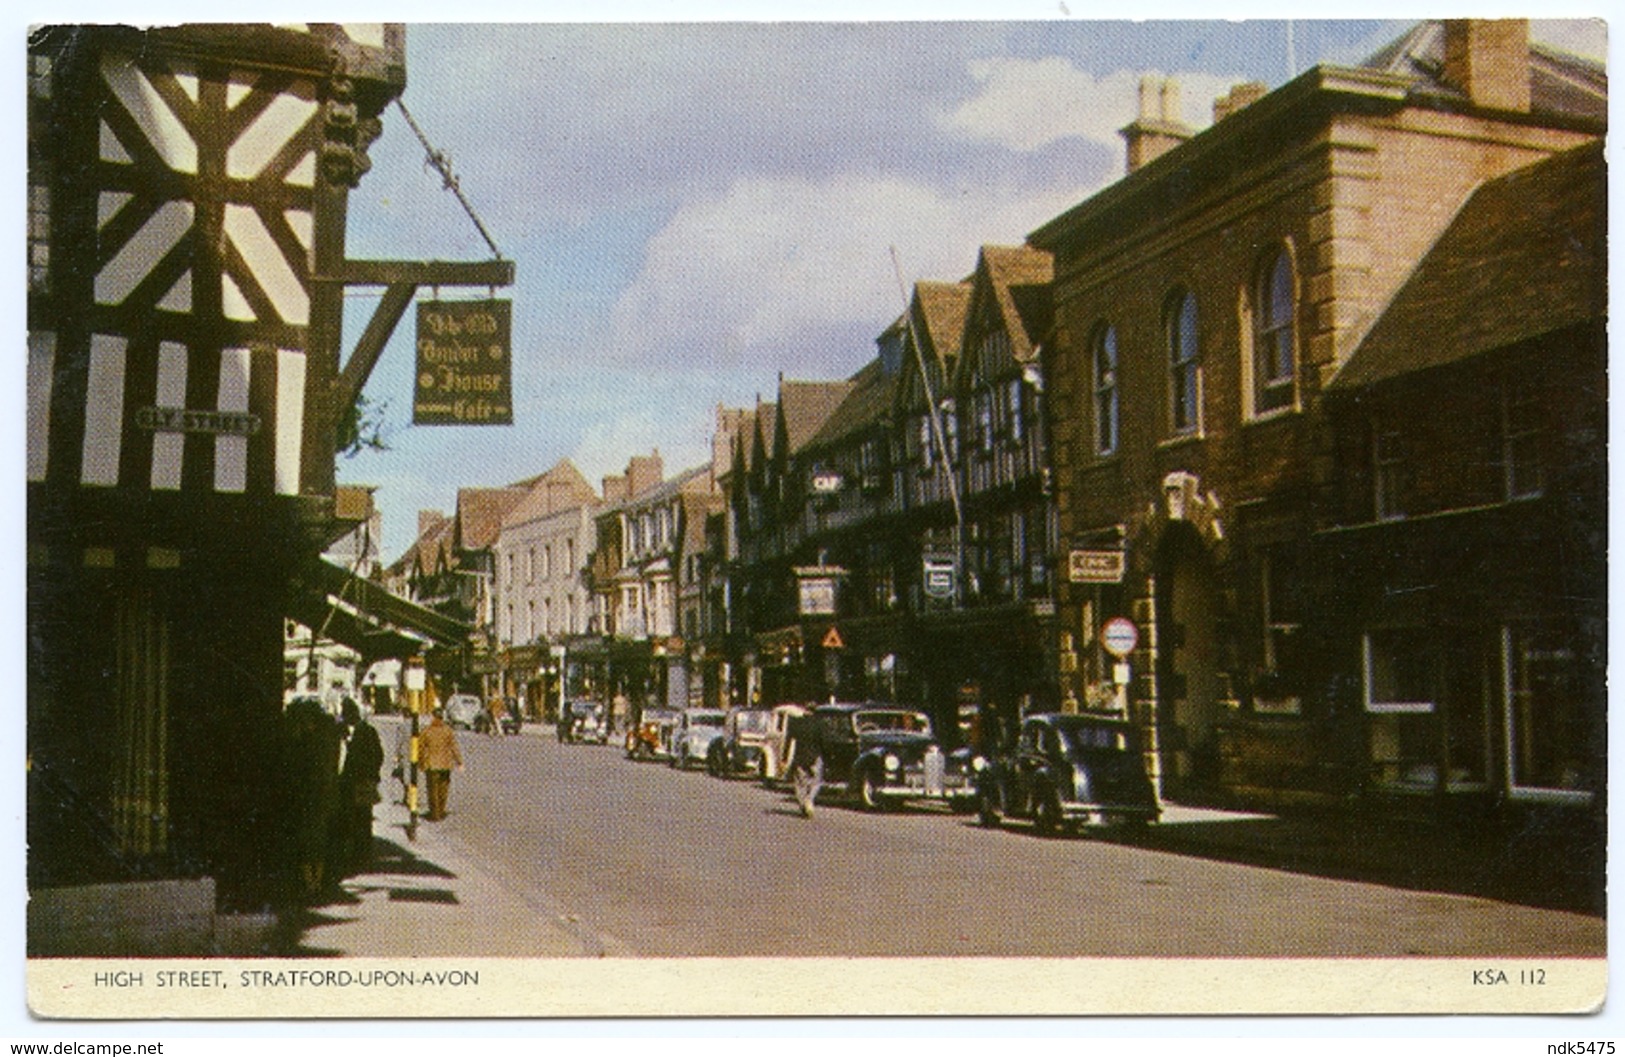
1100;617;1139;659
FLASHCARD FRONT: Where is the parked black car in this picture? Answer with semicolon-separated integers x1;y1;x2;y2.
975;712;1160;835
811;703;982;811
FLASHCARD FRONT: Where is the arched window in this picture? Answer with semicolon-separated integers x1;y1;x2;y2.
1252;248;1297;415
1092;324;1119;455
1165;289;1200;435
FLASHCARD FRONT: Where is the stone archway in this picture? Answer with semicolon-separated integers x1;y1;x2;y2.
1129;472;1233;802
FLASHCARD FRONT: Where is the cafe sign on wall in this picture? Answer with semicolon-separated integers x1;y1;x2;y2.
414;300;513;425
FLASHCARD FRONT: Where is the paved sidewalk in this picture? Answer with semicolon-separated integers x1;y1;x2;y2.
277;782;601;958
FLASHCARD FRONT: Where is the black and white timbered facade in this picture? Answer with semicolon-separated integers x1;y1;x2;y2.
26;24;412;910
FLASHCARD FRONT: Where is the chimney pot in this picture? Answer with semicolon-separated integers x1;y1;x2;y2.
1138;74;1159;120
1160;78;1182;123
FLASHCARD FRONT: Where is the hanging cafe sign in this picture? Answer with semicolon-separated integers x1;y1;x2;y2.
413;299;513;425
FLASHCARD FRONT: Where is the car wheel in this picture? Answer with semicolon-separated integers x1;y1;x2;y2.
856;769;883;811
1034;790;1062;837
977;789;1003;829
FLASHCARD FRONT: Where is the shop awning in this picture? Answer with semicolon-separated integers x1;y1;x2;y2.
287;559;470;663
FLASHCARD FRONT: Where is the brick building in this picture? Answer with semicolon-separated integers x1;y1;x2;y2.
1317;141;1606;810
1028;19;1603;806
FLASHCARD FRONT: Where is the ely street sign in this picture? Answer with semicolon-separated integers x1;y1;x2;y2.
414;300;513;425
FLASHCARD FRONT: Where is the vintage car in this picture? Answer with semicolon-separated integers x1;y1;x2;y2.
975;712;1160;835
560;699;608;744
811;702;983;811
706;707;773;778
758;703;809;783
443;693;484;731
625;708;678;761
667;708;728;770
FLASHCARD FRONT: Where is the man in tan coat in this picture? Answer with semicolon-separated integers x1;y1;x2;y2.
419;710;463;821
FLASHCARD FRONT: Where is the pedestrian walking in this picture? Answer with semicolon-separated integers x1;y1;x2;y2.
419;709;463;821
783;711;825;819
331;698;384;879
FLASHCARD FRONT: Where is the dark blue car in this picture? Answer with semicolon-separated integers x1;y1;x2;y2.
976;712;1160;835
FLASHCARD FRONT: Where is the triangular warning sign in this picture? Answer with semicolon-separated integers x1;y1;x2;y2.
821;626;845;650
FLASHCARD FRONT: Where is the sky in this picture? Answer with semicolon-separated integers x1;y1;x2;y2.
307;16;1609;560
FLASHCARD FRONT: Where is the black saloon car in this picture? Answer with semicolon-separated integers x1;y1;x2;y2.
975;712;1160;835
812;703;982;811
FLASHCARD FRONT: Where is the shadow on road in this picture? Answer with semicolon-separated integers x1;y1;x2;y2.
977;804;1605;916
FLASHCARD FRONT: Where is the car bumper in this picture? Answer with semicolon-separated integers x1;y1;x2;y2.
1056;800;1160;824
876;774;976;802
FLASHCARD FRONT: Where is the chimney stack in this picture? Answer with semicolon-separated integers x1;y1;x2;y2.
1213;81;1268;123
1120;74;1194;173
1443;19;1531;113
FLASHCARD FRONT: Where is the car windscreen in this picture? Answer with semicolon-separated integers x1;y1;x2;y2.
853;710;931;734
734;711;770;733
691;713;725;726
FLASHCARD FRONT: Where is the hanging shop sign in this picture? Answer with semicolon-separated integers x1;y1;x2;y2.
413;299;513;425
923;555;957;601
798;576;838;616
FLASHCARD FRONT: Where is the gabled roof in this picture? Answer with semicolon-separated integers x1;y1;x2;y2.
961;245;1053;381
1361;21;1607;122
916;280;971;368
1327;141;1604;392
898;280;972;412
806;358;897;452
455;484;531;551
501;459;599;529
778;379;854;454
607;463;714;515
387;510;454;580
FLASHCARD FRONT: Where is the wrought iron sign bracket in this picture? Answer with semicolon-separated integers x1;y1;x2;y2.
326;257;516;412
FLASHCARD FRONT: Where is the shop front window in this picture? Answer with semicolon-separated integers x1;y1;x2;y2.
1505;623;1594;801
1364;628;1491;792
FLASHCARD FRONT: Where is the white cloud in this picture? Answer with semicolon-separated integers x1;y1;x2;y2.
608;173;1084;371
939;57;1244;152
1532;19;1608;61
571;406;711;486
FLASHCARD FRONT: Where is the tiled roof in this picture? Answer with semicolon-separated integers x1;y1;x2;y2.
806;358;897;451
500;459;599;529
779;379;855;454
1328;141;1604;392
388;510;454;577
1360;20;1607;121
726;401;777;477
455;485;531;551
977;244;1053;364
916;280;971;369
608;463;713;514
